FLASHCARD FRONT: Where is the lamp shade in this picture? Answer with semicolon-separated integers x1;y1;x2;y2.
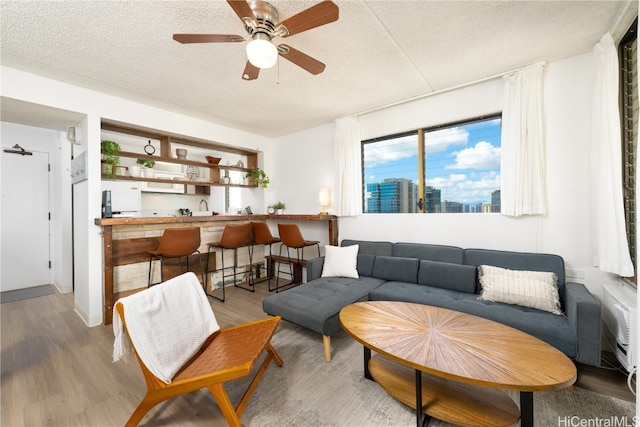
319;188;331;211
246;37;278;69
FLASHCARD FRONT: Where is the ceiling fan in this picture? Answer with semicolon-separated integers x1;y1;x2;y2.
173;0;339;81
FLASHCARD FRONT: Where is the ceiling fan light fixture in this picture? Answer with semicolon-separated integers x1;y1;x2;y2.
246;35;278;69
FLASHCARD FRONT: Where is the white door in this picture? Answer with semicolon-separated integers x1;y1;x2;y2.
1;149;50;291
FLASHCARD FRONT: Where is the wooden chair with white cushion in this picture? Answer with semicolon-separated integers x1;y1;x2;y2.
113;272;282;427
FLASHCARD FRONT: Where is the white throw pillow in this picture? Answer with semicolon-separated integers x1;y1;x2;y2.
321;244;359;278
478;265;563;315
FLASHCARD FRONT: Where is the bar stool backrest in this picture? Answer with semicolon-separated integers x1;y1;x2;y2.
219;223;252;248
156;227;201;257
277;224;307;248
251;222;279;245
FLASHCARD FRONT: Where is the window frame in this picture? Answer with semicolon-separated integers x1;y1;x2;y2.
361;113;502;214
620;17;638;281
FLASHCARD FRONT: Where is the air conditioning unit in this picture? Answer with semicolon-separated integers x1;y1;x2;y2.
602;283;637;372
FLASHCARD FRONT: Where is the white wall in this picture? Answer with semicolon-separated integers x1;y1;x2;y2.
271;123;337;247
272;52;620;299
1;66;274;326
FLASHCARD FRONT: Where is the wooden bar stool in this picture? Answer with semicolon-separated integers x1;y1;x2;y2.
206;223;254;302
148;227;204;287
276;223;320;293
251;222;281;291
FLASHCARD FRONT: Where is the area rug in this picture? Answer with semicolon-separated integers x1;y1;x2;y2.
225;322;636;427
0;284;54;304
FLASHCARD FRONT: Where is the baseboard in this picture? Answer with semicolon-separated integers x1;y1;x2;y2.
74;301;102;327
54;281;73;294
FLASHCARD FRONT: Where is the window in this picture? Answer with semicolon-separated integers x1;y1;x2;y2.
621;18;638;277
362;115;502;214
363;132;419;213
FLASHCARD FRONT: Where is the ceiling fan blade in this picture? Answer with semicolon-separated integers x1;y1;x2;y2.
173;34;244;44
227;0;256;22
242;61;260;81
278;44;325;75
276;0;339;37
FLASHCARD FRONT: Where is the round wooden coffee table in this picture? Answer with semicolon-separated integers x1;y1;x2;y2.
339;301;577;427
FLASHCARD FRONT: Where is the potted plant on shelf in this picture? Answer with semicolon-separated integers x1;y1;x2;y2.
101;140;120;178
273;201;286;214
137;158;156;178
245;167;270;188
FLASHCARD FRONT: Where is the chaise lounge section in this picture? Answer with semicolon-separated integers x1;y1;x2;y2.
262;239;602;366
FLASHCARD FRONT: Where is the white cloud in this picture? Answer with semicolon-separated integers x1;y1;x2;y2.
363;135;416;166
425;127;469;154
427;171;500;203
448;141;500;170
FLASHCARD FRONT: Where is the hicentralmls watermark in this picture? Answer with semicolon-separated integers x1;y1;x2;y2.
557;416;639;427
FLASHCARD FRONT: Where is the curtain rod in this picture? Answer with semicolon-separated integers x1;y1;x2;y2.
352;61;546;118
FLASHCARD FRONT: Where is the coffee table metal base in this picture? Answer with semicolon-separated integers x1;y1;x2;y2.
365;349;521;427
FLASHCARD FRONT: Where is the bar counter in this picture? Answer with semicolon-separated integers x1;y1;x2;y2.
95;214;338;325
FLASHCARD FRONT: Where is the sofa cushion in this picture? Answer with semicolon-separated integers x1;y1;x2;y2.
322;244;359;278
262;276;385;336
478;265;563;315
418;260;477;294
368;281;577;358
356;253;376;277
372;256;419;283
342;239;393;256
393;242;464;264
464;248;566;302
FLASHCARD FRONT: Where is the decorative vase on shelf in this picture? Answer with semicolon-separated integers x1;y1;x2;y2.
129;165;142;177
186;165;199;180
176;148;187;159
142;167;155;178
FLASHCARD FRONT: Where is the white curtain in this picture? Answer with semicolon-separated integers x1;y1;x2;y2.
501;63;547;216
335;116;363;216
591;33;634;277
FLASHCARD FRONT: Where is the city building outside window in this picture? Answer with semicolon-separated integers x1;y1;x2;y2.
362;114;502;214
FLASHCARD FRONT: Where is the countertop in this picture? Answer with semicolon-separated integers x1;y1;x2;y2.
95;214;338;226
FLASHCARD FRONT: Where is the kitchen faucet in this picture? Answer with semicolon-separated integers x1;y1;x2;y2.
199;199;209;212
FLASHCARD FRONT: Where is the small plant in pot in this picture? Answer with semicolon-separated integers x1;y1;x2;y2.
101;140;121;178
137;158;156;178
273;201;286;214
245;167;270;188
136;158;155;169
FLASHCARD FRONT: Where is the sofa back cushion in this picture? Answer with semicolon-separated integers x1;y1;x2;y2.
463;249;566;301
342;239;393;256
356;253;376;277
372;256;419;283
417;260;477;294
393;243;464;264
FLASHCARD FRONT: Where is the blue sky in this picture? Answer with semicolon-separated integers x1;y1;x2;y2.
363;117;502;205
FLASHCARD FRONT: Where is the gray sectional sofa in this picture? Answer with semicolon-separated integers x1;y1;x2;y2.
262;239;602;366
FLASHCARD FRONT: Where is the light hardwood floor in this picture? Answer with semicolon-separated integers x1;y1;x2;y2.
0;281;275;426
1;281;635;426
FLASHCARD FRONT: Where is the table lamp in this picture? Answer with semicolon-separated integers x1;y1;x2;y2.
319;188;331;215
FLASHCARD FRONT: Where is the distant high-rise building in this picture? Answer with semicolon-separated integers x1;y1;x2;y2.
424;186;441;213
366;178;417;213
492;190;501;213
442;200;464;213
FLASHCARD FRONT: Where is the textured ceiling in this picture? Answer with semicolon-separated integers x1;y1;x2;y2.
1;1;636;138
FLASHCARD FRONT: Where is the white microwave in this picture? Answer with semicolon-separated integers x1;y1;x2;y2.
141;171;185;194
